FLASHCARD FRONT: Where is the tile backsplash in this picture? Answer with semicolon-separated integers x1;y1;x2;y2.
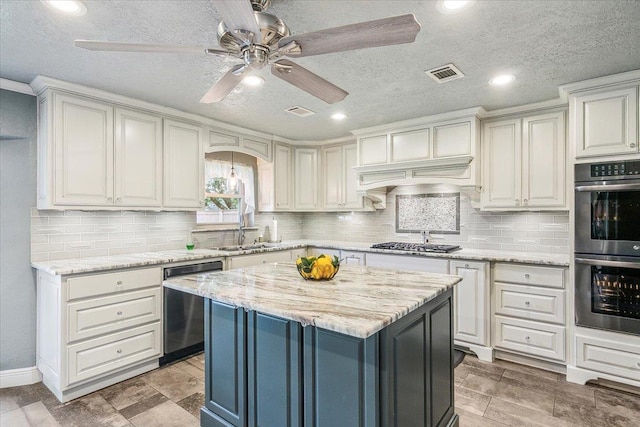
300;185;570;255
31;185;569;261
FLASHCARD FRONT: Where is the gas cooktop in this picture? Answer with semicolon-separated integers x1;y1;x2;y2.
371;242;461;253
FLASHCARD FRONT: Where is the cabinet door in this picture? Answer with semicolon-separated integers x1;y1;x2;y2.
114;108;162;207
390;128;429;162
322;145;343;209
53;93;114;206
342;144;363;209
450;261;488;346
257;158;274;212
358;134;388;165
274;144;292;210
481;119;521;208
433;120;471;158
522;111;565;208
294;148;319;210
163;119;203;208
247;312;302;427
575;86;639;158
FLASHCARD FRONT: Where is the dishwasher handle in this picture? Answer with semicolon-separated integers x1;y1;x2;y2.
163;261;223;279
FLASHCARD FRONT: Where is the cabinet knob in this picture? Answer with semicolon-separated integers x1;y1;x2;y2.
116;311;123;316
524;274;530;279
117;349;123;354
630;142;636;148
465;264;470;268
525;301;530;307
107;197;113;202
116;197;121;203
525;336;530;341
116;280;123;286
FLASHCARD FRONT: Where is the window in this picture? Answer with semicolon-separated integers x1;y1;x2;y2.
197;152;256;225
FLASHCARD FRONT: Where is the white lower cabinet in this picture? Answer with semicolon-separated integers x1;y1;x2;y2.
37;267;163;402
567;328;640;387
492;263;567;363
366;253;449;274
450;261;492;361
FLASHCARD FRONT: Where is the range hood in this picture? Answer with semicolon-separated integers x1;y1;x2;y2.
351;108;484;209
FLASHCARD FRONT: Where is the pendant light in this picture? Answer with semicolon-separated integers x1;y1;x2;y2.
228;151;238;194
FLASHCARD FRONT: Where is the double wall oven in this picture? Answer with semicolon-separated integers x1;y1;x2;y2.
574;160;640;335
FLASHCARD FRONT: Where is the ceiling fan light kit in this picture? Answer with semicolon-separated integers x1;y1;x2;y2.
74;0;421;104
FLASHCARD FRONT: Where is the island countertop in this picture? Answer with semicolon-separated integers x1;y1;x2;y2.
163;262;462;339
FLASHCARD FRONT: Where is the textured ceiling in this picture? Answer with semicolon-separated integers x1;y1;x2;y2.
1;1;640;141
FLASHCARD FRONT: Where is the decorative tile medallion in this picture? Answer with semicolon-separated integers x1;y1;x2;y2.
396;193;460;234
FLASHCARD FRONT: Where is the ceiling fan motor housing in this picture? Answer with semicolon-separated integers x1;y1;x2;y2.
217;12;289;54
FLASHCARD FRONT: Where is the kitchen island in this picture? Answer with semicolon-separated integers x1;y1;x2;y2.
164;263;463;427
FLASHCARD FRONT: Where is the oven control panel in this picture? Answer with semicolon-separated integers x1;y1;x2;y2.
591;160;640;177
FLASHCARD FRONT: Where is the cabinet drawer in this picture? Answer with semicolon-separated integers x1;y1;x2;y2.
67;268;161;300
66;322;161;386
67;288;161;342
495;283;565;324
576;334;640;381
494;263;564;288
494;315;565;361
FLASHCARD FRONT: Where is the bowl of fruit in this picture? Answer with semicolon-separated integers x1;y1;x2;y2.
296;254;340;280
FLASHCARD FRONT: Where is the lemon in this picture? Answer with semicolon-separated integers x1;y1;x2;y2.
296;257;302;266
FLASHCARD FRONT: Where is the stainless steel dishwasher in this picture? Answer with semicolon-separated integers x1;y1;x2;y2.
161;260;223;365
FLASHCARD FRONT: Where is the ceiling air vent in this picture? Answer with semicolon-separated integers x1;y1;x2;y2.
284;105;316;117
425;63;465;84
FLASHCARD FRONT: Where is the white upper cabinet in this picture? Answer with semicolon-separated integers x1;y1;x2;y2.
321;143;363;210
206;129;272;161
114;108;162;207
294;147;319;210
574;86;638;158
433;120;472;158
390;129;429;163
52;93;114;206
359;135;388;165
481;119;522;209
257;143;292;211
163;119;204;208
522;112;565;208
481;111;566;210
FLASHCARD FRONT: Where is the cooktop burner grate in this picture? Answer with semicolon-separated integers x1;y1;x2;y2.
371;242;461;253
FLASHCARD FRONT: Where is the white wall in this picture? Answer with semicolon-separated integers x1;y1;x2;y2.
0;89;37;371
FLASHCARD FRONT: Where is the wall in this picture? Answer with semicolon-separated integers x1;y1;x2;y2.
31;210;306;261
301;185;570;255
0;89;37;370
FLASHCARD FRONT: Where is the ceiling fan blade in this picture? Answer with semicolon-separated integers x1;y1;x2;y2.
74;40;208;54
213;0;261;43
271;60;348;104
200;64;248;103
277;14;421;58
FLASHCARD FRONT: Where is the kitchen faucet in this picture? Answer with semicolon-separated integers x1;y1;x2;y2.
421;230;430;244
237;210;245;246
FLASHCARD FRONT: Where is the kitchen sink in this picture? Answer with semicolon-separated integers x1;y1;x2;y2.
214;243;279;252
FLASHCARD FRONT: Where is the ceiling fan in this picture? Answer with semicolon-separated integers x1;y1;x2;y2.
74;0;421;104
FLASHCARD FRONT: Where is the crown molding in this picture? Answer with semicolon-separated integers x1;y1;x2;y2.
0;78;35;96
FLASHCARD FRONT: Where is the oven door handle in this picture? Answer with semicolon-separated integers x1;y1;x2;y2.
575;183;640;192
575;257;639;269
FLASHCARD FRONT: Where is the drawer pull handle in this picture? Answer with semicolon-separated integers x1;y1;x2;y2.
524;274;530;279
117;349;123;354
525;336;530;341
116;281;123;286
525;301;530;306
465;264;469;268
116;311;123;316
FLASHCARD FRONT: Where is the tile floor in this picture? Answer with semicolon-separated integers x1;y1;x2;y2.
2;354;640;427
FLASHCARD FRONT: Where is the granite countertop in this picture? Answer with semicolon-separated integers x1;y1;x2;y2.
163;262;462;339
31;240;569;275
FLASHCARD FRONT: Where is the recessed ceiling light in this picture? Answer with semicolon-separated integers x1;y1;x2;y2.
331;113;347;120
489;74;516;86
242;75;264;87
41;0;87;16
437;0;476;14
